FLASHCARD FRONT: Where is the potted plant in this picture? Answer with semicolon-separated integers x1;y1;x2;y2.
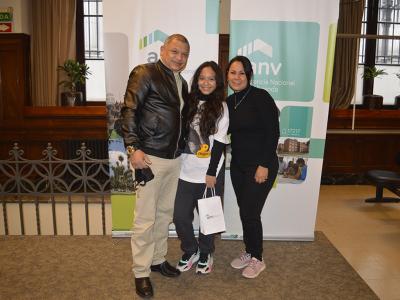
362;66;387;110
57;59;91;106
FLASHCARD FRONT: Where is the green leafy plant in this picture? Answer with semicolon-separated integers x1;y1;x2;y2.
57;59;91;93
362;66;387;80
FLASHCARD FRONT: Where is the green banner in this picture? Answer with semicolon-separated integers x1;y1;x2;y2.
230;20;320;101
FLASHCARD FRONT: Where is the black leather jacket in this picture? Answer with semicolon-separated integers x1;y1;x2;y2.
120;60;188;159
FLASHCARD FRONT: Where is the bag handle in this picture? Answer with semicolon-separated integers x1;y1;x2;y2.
202;187;216;198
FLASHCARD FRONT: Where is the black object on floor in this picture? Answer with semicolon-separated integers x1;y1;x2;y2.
365;153;400;203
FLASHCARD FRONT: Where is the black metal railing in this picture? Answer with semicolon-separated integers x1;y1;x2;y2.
0;143;110;235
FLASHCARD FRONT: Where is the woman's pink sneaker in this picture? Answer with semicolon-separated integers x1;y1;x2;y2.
242;257;265;278
230;252;251;269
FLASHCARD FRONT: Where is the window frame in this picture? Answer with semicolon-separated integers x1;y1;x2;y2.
76;0;106;106
359;0;400;108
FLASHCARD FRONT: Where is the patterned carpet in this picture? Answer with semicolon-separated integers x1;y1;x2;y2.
0;232;378;300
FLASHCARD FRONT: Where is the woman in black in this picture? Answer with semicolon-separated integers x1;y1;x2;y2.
226;56;280;279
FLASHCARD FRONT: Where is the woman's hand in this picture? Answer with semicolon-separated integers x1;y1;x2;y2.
206;175;216;188
254;166;269;184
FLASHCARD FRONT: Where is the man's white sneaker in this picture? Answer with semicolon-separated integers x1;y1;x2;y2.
230;252;251;269
242;257;265;278
176;251;199;272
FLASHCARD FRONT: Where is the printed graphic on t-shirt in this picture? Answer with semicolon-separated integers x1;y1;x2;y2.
179;102;228;183
184;113;211;158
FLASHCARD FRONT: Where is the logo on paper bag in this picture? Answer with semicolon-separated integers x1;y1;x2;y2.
205;213;221;220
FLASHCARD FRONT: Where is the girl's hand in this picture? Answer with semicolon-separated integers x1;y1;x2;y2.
206;175;216;188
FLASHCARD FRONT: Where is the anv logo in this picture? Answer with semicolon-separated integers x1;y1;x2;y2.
139;30;168;50
237;39;273;58
139;30;168;63
237;39;281;76
230;20;320;101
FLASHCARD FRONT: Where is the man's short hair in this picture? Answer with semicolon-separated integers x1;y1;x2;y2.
164;34;190;49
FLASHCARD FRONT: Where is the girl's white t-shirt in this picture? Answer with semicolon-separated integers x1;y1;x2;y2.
179;101;229;183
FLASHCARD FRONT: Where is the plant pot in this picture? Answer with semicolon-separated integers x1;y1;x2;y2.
61;92;83;106
363;94;383;110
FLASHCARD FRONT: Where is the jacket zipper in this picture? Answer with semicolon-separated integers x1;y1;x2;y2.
174;110;182;158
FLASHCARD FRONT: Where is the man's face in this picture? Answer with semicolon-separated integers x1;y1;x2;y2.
160;39;190;72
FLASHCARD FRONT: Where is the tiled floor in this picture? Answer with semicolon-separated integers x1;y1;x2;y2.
316;185;400;300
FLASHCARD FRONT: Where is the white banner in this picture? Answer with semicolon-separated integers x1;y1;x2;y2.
223;0;339;240
103;0;220;234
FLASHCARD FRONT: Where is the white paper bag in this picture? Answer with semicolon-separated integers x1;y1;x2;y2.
198;188;226;235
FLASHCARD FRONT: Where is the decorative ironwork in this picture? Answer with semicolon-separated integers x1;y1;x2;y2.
0;143;110;236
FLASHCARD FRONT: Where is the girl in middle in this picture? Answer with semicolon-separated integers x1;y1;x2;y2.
173;61;229;274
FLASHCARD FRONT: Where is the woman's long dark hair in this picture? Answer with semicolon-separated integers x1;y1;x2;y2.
186;61;225;140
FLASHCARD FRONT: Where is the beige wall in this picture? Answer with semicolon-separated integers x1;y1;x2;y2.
0;0;31;34
220;0;230;34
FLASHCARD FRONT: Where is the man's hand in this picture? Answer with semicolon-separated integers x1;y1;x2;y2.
129;150;152;169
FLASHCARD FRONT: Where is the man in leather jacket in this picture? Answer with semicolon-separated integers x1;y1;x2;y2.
120;34;190;299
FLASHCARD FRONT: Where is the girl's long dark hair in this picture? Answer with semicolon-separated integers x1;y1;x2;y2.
186;61;225;140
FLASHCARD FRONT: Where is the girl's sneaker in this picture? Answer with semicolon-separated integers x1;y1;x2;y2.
176;250;199;272
242;257;265;278
196;253;213;274
230;252;251;269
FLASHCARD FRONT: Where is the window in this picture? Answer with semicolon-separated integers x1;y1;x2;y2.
357;0;400;106
83;0;106;102
358;3;368;64
375;0;400;64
